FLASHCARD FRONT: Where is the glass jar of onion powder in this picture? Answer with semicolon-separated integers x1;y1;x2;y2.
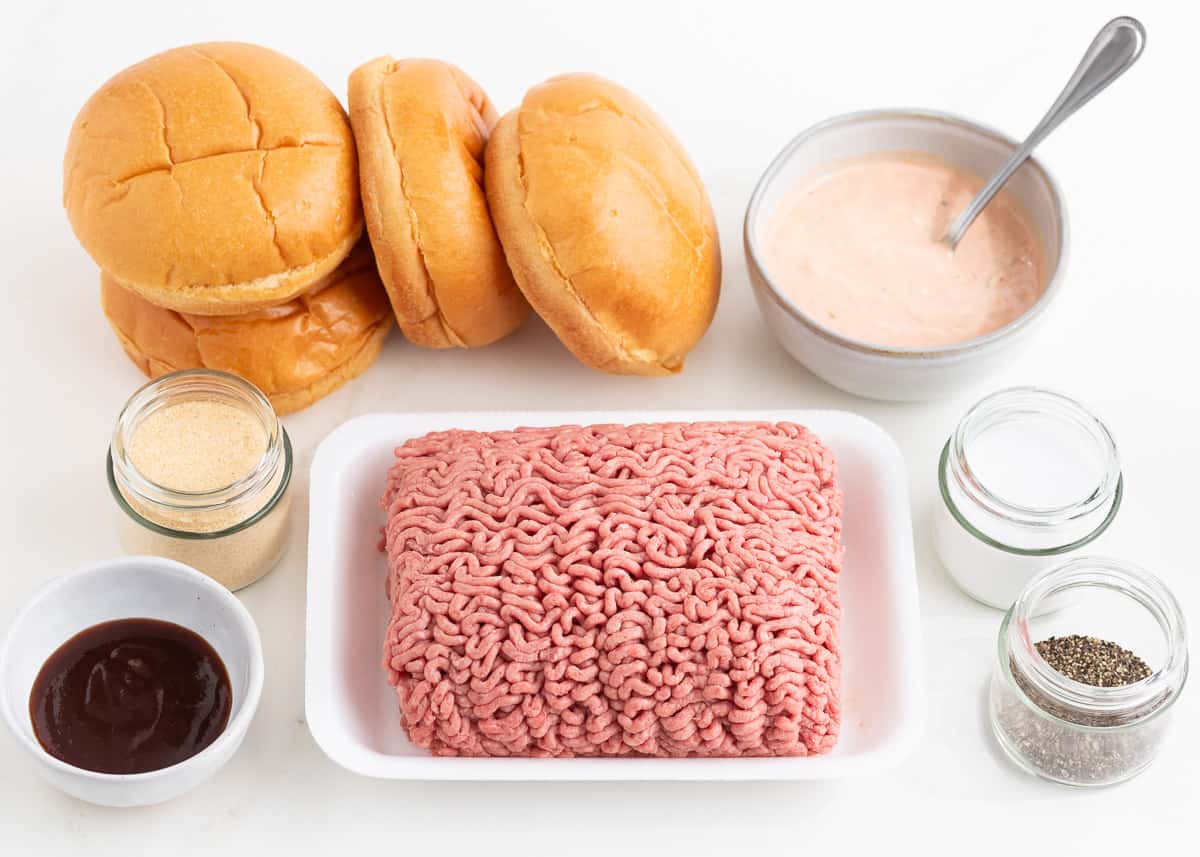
107;369;293;590
932;387;1123;609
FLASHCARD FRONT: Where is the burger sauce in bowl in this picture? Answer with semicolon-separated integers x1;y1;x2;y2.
761;151;1046;348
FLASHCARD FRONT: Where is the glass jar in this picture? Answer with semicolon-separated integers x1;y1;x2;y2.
990;556;1188;787
933;386;1122;609
107;370;293;591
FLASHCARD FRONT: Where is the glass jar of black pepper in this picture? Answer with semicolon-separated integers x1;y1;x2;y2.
990;556;1188;787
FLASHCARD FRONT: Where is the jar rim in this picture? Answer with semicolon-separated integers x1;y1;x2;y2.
938;441;1122;556
950;386;1121;529
1001;556;1189;726
107;428;292;540
110;370;283;514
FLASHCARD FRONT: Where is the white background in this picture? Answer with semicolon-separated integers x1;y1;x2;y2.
1;0;1196;853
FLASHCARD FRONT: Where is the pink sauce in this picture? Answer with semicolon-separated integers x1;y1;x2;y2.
763;152;1046;348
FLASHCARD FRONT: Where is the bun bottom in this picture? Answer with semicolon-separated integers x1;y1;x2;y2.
113;223;364;317
100;240;393;414
107;316;391;415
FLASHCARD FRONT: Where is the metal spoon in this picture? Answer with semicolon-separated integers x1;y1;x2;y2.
943;16;1146;250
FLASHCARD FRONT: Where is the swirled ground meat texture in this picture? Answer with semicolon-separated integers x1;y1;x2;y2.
380;422;842;757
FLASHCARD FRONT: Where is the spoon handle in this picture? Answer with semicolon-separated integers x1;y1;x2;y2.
944;16;1146;249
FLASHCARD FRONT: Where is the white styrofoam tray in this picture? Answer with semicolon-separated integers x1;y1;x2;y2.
305;410;922;780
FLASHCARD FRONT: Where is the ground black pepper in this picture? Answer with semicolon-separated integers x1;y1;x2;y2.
1035;635;1151;688
994;634;1167;785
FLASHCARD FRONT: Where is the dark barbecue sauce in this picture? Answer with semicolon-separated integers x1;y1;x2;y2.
29;618;231;774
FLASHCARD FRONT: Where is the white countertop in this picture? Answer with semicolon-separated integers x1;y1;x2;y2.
1;0;1195;853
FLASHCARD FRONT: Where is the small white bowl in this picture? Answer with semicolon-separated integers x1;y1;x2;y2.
744;108;1069;401
0;556;264;807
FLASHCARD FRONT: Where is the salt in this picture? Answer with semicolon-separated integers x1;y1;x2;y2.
932;387;1121;608
966;416;1105;512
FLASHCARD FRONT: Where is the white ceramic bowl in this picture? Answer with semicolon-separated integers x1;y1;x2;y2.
744;109;1069;401
0;556;264;807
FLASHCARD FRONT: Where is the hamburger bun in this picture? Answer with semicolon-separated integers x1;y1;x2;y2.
66;42;362;315
100;241;392;415
484;73;720;375
348;57;526;347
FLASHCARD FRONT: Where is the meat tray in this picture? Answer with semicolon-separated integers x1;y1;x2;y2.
305;410;922;780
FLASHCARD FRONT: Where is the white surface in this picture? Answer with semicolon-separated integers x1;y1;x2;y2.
0;0;1196;853
0;557;264;807
306;410;921;779
745;110;1066;400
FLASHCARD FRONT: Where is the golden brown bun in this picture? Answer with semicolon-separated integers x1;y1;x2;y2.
66;42;363;316
100;242;392;415
348;57;527;347
484;73;720;375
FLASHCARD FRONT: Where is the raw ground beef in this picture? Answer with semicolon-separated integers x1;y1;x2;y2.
379;421;843;757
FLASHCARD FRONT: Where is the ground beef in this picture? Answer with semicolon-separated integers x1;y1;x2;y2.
379;421;842;757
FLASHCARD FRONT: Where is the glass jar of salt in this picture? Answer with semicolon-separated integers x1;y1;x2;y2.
107;369;293;590
933;387;1122;609
990;557;1188;787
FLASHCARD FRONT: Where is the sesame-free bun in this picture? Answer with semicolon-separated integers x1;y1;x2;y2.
100;241;392;415
484;73;720;375
66;42;362;315
348;57;527;347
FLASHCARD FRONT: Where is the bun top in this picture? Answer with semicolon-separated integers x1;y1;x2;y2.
484;73;720;375
100;241;392;415
348;57;526;348
65;42;361;314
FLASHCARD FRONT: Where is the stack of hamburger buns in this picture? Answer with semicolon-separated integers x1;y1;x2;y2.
65;42;721;412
